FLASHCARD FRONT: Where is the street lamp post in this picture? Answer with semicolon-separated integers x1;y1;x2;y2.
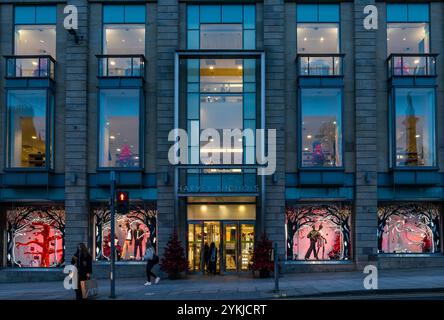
110;170;116;298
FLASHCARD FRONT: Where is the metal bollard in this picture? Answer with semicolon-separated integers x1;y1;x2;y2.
274;242;279;293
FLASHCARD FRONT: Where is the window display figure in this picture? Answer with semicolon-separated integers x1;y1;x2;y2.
202;242;210;274
208;242;218;274
121;222;134;260
133;223;145;260
316;230;327;260
305;224;324;260
102;232;121;261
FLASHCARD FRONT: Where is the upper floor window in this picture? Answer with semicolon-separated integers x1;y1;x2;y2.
14;6;56;77
387;4;429;55
103;5;146;54
99;89;141;168
102;5;145;77
300;88;342;167
297;4;339;54
7;90;54;169
186;58;257;166
187;5;256;50
393;88;435;167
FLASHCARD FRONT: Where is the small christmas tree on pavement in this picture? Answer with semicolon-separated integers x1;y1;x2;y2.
251;233;274;277
160;231;188;279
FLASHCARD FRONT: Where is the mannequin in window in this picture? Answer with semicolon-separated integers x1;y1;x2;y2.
120;222;133;260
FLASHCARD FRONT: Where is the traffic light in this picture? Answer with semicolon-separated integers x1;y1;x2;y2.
116;191;129;214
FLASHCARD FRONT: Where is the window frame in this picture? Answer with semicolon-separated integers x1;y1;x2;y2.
186;58;258;166
386;3;431;56
297;87;344;170
14;6;57;60
389;86;437;169
4;88;55;171
296;4;341;54
101;4;146;55
96;88;145;171
186;4;256;50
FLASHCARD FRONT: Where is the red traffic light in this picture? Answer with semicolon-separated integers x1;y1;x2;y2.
117;191;128;203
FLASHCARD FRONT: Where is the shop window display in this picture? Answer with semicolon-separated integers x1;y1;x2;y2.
285;204;351;260
6;206;65;267
378;203;441;254
94;204;157;261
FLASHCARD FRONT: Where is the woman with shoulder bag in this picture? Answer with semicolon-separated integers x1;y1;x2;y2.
144;240;160;286
71;243;93;300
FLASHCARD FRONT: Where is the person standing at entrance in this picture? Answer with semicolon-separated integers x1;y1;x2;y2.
203;242;210;274
208;242;218;274
121;222;133;260
133;223;144;260
144;241;160;286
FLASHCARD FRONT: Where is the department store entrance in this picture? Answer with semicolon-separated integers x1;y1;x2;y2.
186;197;256;273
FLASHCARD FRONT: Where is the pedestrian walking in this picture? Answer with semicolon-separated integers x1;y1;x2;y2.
71;243;93;300
144;240;160;286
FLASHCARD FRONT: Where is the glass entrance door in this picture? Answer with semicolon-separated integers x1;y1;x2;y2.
187;221;254;273
188;223;203;272
240;224;255;271
203;221;221;273
224;223;238;271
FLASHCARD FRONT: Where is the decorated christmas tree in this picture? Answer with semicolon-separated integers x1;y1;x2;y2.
160;231;188;279
328;233;341;260
251;233;274;277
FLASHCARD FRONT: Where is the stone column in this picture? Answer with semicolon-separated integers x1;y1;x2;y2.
263;0;286;256
353;0;378;269
156;0;179;252
64;0;90;259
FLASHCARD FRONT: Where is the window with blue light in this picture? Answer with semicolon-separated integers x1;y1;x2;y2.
393;88;435;167
14;5;57;59
15;6;56;24
103;5;146;24
7;90;54;169
297;4;339;23
387;4;429;55
300;88;342;167
99;89;141;168
187;5;256;50
102;5;146;76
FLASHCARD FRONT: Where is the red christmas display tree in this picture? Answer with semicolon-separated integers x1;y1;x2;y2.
328;232;341;260
251;233;274;277
160;231;188;279
16;221;63;267
119;144;132;163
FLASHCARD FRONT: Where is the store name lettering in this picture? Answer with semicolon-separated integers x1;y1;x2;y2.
179;184;259;193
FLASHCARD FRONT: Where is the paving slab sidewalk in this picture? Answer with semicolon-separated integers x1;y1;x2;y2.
0;267;443;300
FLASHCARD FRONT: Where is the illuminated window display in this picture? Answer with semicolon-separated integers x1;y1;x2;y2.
6;206;65;267
285;204;351;260
378;203;441;254
93;204;157;261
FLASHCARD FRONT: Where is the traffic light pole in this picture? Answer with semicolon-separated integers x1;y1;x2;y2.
110;170;116;299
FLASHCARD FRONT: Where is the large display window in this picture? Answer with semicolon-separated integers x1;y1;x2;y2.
93;204;157;261
6;206;65;267
378;203;441;254
285;203;351;261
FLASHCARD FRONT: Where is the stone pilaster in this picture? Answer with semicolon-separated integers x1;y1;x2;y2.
156;0;179;251
263;0;286;256
353;0;378;268
64;0;90;259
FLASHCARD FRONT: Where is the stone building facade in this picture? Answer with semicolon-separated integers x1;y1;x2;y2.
0;0;444;280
